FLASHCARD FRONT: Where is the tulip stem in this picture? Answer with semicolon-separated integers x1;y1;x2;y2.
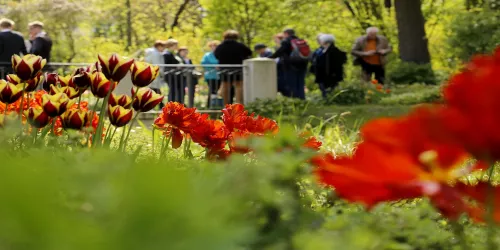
486;163;497;250
87;98;100;146
19;82;27;131
159;131;173;160
152;127;156;155
121;112;140;152
77;95;82;110
31;126;38;145
93;90;112;147
451;221;467;250
118;126;127;151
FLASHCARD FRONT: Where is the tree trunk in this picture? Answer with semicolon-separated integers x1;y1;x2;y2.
126;0;132;50
394;0;431;64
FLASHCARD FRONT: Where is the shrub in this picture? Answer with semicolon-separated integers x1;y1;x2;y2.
388;61;437;85
447;10;500;62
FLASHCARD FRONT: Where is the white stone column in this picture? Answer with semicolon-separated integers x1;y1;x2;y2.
114;71;133;95
243;58;277;105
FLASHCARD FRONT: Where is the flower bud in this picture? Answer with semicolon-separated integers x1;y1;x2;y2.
98;54;134;82
132;87;164;112
11;54;46;81
130;61;160;87
108;105;133;127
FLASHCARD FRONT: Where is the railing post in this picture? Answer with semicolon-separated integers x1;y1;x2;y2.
242;58;277;105
187;71;195;108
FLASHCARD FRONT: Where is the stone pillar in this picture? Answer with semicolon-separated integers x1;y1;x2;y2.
113;71;133;95
243;58;277;105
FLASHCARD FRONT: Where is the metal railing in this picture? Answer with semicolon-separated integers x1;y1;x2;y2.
0;62;245;110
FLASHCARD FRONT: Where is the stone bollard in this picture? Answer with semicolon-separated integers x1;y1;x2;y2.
242;58;277;105
114;72;134;95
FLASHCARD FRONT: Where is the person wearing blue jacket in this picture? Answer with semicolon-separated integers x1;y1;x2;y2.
201;40;221;108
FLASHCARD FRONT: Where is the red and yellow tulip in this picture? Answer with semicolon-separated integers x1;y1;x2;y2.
7;72;44;92
0;79;23;104
42;93;71;117
61;109;89;130
58;75;76;88
43;73;59;92
50;85;80;99
71;68;92;89
98;54;134;82
90;72;115;98
11;54;46;81
26;106;50;128
108;105;133;127
109;93;132;108
130;61;160;87
132;87;164;112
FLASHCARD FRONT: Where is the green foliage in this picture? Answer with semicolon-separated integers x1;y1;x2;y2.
447;10;500;63
379;84;443;105
325;86;366;105
388;61;437;85
0;124;497;250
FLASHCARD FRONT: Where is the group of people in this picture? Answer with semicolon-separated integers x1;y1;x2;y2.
251;27;391;99
0;18;52;75
0;18;392;107
145;30;252;108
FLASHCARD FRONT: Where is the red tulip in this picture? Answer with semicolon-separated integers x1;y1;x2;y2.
43;73;59;92
61;109;89;130
42;93;71;117
26;106;50;128
130;61;160;87
11;54;46;81
109;93;132;108
0;79;23;104
108;105;133;127
98;54;134;82
90;72;115;98
132;87;163;112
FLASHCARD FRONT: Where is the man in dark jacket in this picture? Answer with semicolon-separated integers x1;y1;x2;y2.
214;30;252;105
28;21;52;68
271;28;308;100
0;18;27;77
314;34;347;98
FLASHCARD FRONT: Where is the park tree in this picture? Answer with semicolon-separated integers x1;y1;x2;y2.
394;0;431;64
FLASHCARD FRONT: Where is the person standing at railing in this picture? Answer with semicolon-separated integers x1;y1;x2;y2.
201;40;221;108
271;28;310;100
273;33;289;97
0;18;27;77
178;46;200;99
163;39;185;104
214;30;252;105
28;21;52;71
145;40;166;109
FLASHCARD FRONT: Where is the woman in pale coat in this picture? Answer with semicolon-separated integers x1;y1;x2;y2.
144;40;166;108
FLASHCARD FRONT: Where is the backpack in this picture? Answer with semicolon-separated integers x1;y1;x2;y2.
290;38;311;60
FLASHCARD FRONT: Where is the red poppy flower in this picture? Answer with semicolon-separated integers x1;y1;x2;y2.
245;115;279;135
190;117;230;151
222;103;249;132
439;47;500;161
311;142;485;221
153;102;199;149
360;106;473;170
301;133;322;151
